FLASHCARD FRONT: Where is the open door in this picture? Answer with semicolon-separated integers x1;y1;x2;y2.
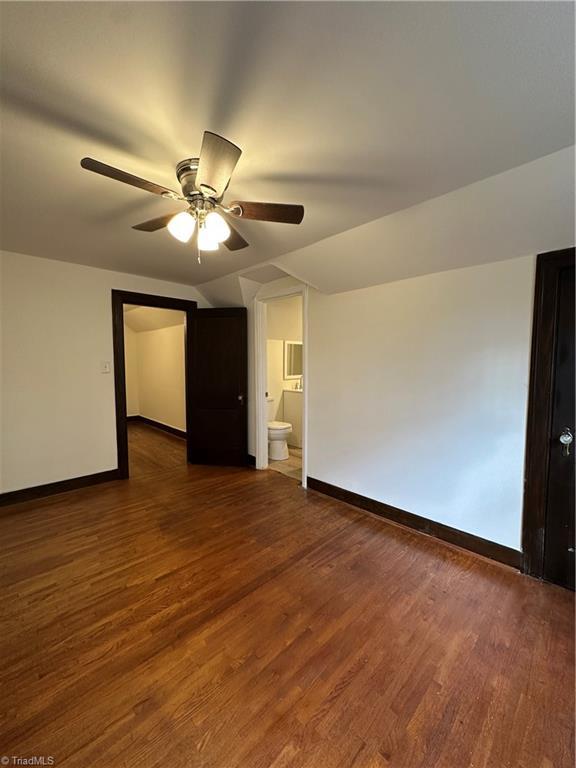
523;248;575;589
542;260;574;588
187;308;248;466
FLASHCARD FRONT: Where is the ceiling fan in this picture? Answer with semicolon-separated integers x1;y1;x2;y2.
80;131;304;260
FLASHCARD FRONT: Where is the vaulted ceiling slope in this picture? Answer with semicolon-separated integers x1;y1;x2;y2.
0;2;573;288
198;146;575;303
272;146;575;294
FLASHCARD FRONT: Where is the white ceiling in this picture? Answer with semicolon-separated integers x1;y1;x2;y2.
241;264;291;284
0;2;573;287
124;305;185;332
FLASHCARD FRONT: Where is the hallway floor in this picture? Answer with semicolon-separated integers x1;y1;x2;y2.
128;420;186;478
269;446;302;482
0;441;573;767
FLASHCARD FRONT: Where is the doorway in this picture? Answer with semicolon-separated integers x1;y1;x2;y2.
112;291;248;476
123;304;187;478
254;286;307;486
523;248;575;589
112;291;197;478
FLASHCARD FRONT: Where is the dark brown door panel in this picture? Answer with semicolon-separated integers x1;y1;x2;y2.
187;308;248;466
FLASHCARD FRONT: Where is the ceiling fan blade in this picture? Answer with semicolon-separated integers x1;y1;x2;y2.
229;201;304;224
224;221;249;251
81;157;181;198
132;213;176;232
196;132;242;198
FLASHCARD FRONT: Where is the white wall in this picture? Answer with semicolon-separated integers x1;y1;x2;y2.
135;324;186;431
124;325;140;417
0;250;208;492
308;256;535;550
266;295;303;340
266;340;286;422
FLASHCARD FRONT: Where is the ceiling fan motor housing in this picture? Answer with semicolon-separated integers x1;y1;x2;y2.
176;158;200;198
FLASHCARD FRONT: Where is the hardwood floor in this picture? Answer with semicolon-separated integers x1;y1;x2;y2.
128;421;186;478
0;430;573;767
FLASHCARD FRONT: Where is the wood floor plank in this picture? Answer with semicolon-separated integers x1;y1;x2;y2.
0;427;573;767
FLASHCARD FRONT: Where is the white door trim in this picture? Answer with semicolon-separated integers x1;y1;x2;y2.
254;283;308;487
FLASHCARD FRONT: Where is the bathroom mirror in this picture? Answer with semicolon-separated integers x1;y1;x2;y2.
284;340;303;379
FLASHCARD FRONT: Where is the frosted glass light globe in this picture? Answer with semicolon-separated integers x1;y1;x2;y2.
198;227;219;251
167;211;196;243
204;211;231;243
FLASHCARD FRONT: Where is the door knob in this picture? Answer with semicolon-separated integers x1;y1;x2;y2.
559;427;573;456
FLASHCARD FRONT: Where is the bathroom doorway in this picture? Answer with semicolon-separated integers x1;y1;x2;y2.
254;286;307;486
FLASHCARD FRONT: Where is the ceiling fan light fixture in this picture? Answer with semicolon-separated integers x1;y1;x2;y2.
198;225;219;251
205;211;231;243
167;211;196;243
82;131;305;256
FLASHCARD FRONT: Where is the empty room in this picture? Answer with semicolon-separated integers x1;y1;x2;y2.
0;2;574;767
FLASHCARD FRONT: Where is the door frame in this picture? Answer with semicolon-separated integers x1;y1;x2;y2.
522;247;575;577
111;290;197;478
254;284;308;486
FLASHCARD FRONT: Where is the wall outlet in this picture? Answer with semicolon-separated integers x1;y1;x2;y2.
100;361;111;374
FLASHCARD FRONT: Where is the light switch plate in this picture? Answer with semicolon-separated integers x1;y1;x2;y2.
100;361;111;374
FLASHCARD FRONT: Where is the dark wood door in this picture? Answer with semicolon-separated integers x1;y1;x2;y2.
187;308;247;466
543;264;575;589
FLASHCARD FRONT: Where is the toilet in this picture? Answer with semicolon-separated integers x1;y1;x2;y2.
267;397;292;461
